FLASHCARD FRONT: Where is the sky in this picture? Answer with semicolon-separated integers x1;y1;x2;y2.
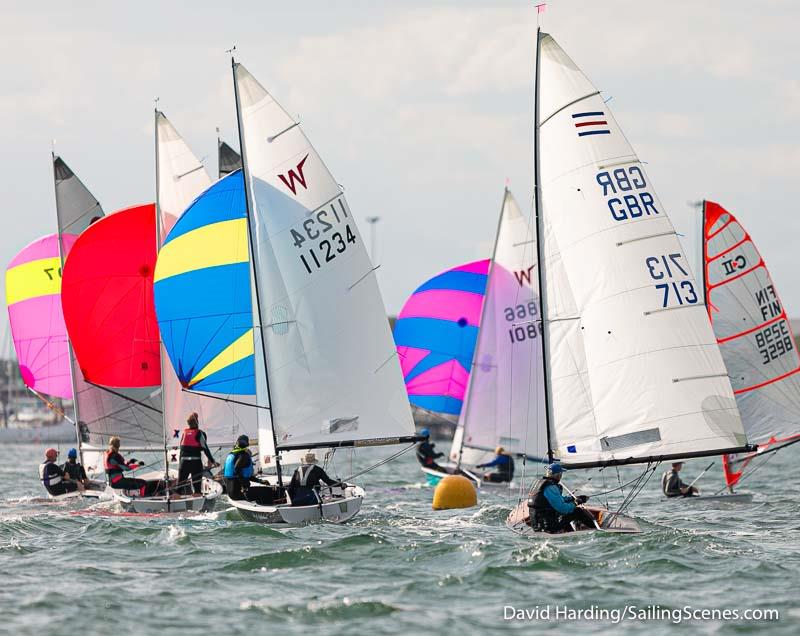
1;0;799;344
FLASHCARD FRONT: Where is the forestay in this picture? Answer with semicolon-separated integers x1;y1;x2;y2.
234;63;415;449
452;190;547;463
6;234;76;399
53;157;161;466
702;200;800;486
537;33;747;468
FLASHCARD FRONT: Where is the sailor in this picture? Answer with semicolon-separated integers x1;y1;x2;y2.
526;463;593;533
62;448;88;489
476;446;515;483
39;448;77;497
288;452;339;506
105;436;147;496
661;462;698;498
415;428;445;471
223;435;256;501
178;412;218;495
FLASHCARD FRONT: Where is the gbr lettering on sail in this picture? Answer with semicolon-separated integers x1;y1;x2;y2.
596;165;698;310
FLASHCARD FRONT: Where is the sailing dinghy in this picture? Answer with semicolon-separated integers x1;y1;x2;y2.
506;31;752;536
222;60;418;524
698;200;800;500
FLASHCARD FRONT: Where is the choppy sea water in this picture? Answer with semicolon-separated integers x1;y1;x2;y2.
1;442;799;635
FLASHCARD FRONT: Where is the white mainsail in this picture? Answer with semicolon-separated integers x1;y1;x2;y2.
701;200;800;486
450;189;547;465
53;155;163;474
536;33;748;468
156;111;258;458
233;63;415;450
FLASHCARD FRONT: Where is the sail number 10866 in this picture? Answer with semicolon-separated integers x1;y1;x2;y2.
289;199;357;275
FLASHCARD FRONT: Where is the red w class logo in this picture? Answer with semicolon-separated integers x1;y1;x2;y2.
278;154;310;195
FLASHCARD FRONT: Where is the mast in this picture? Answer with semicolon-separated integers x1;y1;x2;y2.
532;28;555;464
51;152;85;465
455;188;509;470
701;199;709;311
231;57;284;488
154;109;171;495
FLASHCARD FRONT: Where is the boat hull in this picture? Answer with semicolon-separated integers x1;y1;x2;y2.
114;478;222;514
421;465;514;490
663;493;753;504
506;500;642;536
229;484;365;525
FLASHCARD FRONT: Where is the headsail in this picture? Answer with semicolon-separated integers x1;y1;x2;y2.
536;33;748;468
6;234;76;399
701;200;800;488
233;62;416;450
218;139;242;179
451;190;547;464
53;156;161;466
393;259;490;416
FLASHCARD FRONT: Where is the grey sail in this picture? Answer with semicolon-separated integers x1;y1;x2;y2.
53;155;163;472
218;140;242;179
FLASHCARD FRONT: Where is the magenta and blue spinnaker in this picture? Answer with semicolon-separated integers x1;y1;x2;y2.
393;260;490;416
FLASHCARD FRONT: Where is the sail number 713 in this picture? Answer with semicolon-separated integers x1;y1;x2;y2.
645;253;698;308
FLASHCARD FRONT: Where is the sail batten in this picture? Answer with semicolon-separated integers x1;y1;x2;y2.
536;33;748;468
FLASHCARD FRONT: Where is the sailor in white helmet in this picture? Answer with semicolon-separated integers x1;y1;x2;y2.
287;452;340;506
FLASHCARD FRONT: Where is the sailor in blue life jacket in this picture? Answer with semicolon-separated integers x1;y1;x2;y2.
40;448;77;497
288;452;340;506
178;412;218;495
223;435;257;501
661;462;699;498
105;436;148;496
476;446;515;483
527;463;594;533
62;448;88;490
415;428;445;471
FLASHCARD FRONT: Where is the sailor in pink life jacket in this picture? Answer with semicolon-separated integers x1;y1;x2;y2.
105;436;147;496
178;413;218;495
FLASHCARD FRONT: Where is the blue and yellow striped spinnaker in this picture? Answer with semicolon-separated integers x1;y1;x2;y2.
154;169;256;395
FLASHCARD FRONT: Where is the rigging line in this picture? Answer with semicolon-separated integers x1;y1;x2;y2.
180;388;270;410
583;468;661;498
27;387;75;424
86;382;163;414
340;443;416;482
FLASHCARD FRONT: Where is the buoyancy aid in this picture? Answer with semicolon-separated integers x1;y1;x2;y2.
39;461;62;487
104;450;125;484
223;449;253;479
529;477;563;531
179;428;202;460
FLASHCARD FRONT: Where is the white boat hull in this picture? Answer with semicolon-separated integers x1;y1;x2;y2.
663;493;753;504
46;480;111;502
229;484;365;525
114;478;222;514
421;465;514;490
506;500;642;536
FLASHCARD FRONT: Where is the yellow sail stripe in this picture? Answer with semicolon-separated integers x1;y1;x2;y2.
5;257;63;305
189;328;254;387
154;218;249;283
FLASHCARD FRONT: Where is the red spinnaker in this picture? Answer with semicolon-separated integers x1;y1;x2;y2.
61;204;161;388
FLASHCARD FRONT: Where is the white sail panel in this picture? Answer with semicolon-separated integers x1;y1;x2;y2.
156;112;258;453
156;112;212;240
703;200;800;447
537;34;746;467
451;190;547;463
235;63;415;449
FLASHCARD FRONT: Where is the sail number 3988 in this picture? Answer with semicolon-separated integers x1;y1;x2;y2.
289;199;357;275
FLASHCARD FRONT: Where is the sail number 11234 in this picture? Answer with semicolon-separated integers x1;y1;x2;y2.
289;197;357;275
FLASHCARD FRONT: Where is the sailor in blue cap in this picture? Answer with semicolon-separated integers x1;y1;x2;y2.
415;428;445;472
526;463;594;533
